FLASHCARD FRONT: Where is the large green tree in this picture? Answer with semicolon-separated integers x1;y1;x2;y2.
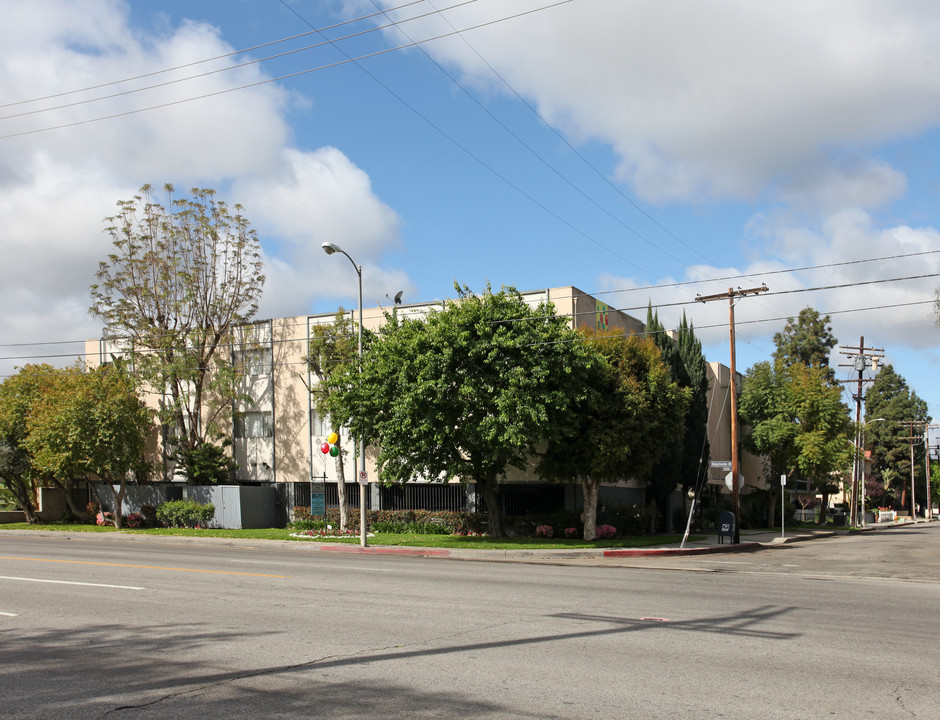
90;184;264;474
0;366;48;523
24;362;154;529
772;307;838;379
539;329;689;539
739;360;853;523
327;285;596;537
864;364;929;510
644;308;710;529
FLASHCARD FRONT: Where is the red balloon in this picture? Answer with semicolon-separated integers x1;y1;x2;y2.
320;442;330;454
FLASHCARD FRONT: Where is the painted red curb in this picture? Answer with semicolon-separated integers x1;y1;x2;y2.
318;545;451;557
603;542;763;557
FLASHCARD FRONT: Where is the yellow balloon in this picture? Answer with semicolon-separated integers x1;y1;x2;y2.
327;432;339;445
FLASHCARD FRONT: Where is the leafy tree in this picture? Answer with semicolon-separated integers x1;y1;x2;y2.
772;307;837;379
644;307;684;527
864;364;929;509
327;285;596;537
90;184;265;473
676;314;711;497
739;360;853;524
306;309;366;532
176;441;234;485
24;362;155;528
539;330;689;539
644;307;710;529
0;367;46;523
15;365;98;520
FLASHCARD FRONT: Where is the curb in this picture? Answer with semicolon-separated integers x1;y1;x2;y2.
603;542;763;557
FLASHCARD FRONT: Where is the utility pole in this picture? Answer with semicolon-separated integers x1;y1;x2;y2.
925;426;937;520
696;284;768;544
837;339;884;527
898;420;927;519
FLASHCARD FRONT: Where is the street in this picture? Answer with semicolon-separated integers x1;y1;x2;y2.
1;526;938;719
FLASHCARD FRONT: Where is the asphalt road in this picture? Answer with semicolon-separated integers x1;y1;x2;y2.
1;526;938;719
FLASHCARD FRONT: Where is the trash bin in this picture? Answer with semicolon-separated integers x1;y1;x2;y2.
833;512;846;526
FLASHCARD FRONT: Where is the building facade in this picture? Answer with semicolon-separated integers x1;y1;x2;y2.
86;285;767;527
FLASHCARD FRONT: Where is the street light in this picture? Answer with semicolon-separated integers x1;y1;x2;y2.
321;241;368;548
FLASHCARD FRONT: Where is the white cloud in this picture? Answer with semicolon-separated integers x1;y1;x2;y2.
600;210;940;363
386;0;940;205
0;0;408;373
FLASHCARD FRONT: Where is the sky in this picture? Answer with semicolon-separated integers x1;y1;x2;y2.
2;0;940;441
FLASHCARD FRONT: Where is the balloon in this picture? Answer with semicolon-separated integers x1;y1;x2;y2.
320;442;330;455
327;432;339;445
329;445;340;457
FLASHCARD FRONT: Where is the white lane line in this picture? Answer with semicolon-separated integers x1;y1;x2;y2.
0;611;19;617
0;575;144;590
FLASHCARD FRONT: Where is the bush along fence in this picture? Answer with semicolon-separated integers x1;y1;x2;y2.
290;503;660;538
154;500;215;529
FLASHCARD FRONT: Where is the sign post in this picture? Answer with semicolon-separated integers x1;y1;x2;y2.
780;474;786;540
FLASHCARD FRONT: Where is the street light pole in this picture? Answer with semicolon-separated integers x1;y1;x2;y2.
321;242;368;548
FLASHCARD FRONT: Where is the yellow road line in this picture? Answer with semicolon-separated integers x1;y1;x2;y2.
0;556;287;578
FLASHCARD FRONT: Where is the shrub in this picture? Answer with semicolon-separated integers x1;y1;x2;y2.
599;503;659;536
125;512;145;528
289;507;487;535
156;500;215;528
594;524;617;539
534;524;554;538
564;527;578;538
288;517;326;532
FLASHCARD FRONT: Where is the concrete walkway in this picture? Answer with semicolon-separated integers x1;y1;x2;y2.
2;517;933;565
304;517;934;563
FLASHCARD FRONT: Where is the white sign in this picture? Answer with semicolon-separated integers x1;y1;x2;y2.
724;472;744;491
710;460;732;470
358;470;369;485
781;474;787;486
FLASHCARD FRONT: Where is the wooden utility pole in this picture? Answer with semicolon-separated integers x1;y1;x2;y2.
925;426;937;520
837;339;884;527
696;284;768;543
898;420;928;518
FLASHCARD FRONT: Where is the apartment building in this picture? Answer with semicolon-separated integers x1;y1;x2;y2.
86;285;765;526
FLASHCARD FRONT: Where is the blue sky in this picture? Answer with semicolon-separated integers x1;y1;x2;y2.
3;0;940;442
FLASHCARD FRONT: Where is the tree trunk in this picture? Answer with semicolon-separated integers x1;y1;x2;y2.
101;480;126;529
48;476;89;521
818;490;830;524
334;439;349;532
5;478;39;523
477;477;505;537
581;478;599;540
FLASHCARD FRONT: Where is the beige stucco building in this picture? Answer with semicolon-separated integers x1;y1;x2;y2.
86;285;767;527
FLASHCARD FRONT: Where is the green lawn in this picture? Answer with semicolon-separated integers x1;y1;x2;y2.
0;522;697;549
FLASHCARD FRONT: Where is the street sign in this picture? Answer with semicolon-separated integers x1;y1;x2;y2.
710;460;732;470
358;470;369;485
724;472;744;491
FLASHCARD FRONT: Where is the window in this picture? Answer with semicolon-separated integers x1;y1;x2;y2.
235;411;273;438
237;345;272;376
310;408;331;437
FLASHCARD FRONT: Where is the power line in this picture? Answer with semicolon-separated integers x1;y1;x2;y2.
0;0;576;140
2;296;933;368
0;0;426;110
0;1;481;122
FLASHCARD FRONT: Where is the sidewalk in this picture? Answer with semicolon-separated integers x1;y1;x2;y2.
1;517;932;565
309;517;934;563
